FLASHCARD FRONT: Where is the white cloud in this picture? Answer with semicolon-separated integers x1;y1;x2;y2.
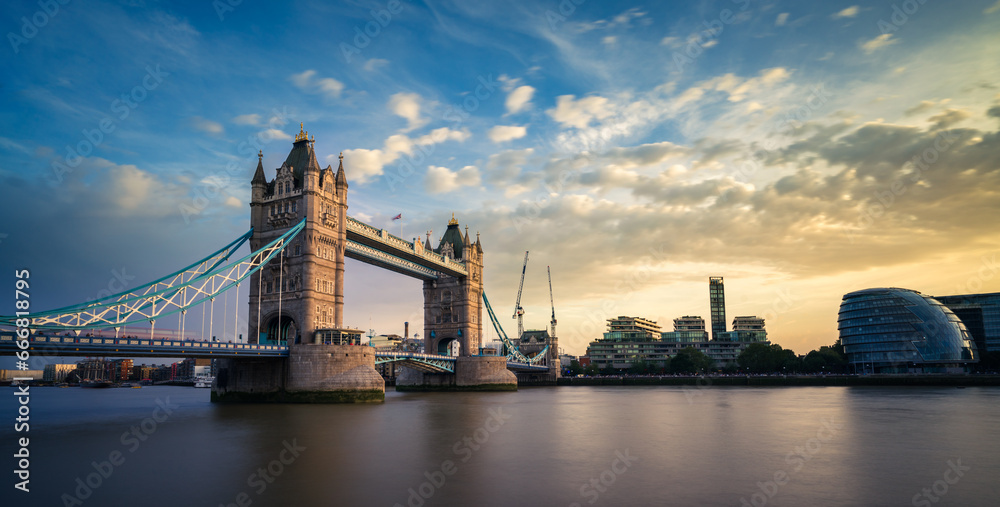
775;13;789;26
363;58;389;71
388;92;427;132
260;128;293;141
290;69;344;99
191;116;223;135
861;34;896;54
547;95;613;129
832;6;859;19
425;165;481;193
225;196;242;208
335;128;470;184
488;125;528;143
290;69;315;89
232;114;260;126
505;85;535;115
602;36;617;45
317;78;344;98
341;148;400;185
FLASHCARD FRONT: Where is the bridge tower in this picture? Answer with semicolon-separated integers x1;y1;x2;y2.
247;123;350;345
214;124;383;403
422;217;484;357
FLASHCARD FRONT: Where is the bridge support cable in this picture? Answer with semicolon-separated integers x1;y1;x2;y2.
482;292;548;364
0;220;306;332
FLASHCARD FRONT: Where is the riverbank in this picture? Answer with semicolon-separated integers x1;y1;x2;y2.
555;374;1000;387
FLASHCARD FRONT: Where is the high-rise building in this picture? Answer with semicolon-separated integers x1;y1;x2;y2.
709;277;726;340
933;293;1000;353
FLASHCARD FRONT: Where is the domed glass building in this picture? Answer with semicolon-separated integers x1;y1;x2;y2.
838;288;978;374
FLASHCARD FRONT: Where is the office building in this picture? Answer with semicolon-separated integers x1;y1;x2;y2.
933;293;1000;353
709;277;726;340
661;316;709;343
838;288;978;373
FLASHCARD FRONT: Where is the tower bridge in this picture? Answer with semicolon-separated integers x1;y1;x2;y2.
0;124;558;402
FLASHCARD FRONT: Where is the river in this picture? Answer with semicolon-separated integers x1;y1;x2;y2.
2;385;998;506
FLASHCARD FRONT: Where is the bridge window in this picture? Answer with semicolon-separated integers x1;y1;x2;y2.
294;244;301;256
292;201;297;213
266;282;272;293
443;291;452;303
436;316;441;324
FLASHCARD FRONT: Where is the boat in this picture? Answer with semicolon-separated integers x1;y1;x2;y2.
193;376;214;388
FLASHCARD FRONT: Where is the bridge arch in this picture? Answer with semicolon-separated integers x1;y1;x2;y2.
262;313;298;345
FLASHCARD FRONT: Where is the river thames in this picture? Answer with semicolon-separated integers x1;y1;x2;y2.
2;385;999;506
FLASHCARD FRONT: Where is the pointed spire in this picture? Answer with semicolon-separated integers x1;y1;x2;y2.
424;230;433;251
475;231;482;254
448;212;458;226
335;151;348;188
304;140;320;173
252;150;267;185
463;225;471;246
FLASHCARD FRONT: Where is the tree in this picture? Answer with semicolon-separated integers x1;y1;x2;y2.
671;347;714;374
600;363;616;376
568;360;584;376
584;363;600;376
737;343;800;373
629;359;650;375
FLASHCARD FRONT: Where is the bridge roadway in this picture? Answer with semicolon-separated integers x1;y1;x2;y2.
0;332;549;372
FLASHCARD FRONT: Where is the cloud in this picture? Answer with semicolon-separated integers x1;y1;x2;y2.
191;116;223;135
259;128;293;141
505;85;535;115
904;100;937;116
232;114;260;126
290;69;315;89
547;95;613;129
290;69;344;99
927;108;971;129
860;34;896;54
317;78;344;98
488;125;528;143
775;13;789;26
425;165;481;193
985;1;1000;14
341;148;400;184
363;58;389;71
388;92;427;132
602;36;617;45
337;128;470;184
832;6;859;19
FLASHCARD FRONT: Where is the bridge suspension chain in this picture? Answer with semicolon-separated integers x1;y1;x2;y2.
0;219;307;332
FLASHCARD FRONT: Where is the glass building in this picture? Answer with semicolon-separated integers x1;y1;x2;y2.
933;293;1000;353
838;288;978;373
709;277;726;340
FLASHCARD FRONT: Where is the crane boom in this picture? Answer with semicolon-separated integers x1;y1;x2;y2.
548;266;556;336
513;251;529;339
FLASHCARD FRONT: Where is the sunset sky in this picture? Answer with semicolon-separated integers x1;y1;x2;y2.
1;0;999;357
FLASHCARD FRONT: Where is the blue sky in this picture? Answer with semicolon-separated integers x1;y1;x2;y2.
2;0;1000;359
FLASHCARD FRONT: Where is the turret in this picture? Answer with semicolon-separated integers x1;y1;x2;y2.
335;152;348;191
251;150;267;202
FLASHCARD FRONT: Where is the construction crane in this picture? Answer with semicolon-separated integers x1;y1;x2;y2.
548;266;556;339
513;251;529;340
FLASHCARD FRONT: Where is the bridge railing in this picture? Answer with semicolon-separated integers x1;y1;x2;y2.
0;333;286;352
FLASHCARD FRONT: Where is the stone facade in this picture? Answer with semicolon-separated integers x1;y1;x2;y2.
423;220;484;356
248;124;348;345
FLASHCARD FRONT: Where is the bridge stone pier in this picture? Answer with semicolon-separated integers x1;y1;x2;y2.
212;125;514;403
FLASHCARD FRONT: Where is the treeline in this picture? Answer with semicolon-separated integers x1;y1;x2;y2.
567;341;850;376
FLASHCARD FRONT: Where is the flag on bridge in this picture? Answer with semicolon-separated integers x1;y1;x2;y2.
392;213;402;221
